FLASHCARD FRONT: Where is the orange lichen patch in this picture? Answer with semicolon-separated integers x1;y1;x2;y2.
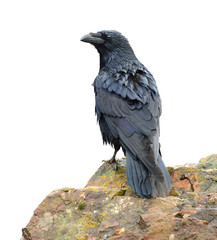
193;172;199;182
172;179;191;191
193;182;201;192
171;170;179;181
171;167;197;182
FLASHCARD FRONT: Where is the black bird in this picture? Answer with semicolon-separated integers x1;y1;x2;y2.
81;30;172;198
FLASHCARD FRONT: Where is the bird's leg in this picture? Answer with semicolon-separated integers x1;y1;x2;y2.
110;147;119;163
103;145;120;170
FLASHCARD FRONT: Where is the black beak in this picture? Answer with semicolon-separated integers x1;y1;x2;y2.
80;32;104;45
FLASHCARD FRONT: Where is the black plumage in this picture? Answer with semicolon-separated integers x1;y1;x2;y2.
81;30;172;198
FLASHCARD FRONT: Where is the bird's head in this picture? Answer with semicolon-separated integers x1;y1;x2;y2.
81;30;137;69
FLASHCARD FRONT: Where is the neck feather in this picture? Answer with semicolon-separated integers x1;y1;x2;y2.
99;49;137;70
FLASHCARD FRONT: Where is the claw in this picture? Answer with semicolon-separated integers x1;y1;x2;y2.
102;158;119;171
102;146;120;171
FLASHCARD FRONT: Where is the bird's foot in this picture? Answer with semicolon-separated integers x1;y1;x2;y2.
102;157;119;171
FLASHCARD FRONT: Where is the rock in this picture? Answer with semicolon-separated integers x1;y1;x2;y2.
196;154;217;170
23;157;217;240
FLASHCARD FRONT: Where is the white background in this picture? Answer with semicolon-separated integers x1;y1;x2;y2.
0;0;217;239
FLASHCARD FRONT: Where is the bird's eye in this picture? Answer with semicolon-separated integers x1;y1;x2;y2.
106;35;111;40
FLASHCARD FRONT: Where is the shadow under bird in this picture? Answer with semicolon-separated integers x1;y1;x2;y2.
81;30;172;198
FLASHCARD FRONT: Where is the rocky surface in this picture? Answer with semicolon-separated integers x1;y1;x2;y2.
23;155;217;240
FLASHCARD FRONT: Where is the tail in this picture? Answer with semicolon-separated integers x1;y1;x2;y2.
126;152;172;198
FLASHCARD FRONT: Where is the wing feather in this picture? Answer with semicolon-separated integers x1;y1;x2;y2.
94;67;163;180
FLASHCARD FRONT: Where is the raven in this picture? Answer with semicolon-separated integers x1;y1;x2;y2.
81;30;172;198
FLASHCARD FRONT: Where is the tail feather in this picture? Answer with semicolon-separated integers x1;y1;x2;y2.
126;152;172;198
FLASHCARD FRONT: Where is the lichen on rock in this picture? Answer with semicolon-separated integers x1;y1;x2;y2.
23;155;217;240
